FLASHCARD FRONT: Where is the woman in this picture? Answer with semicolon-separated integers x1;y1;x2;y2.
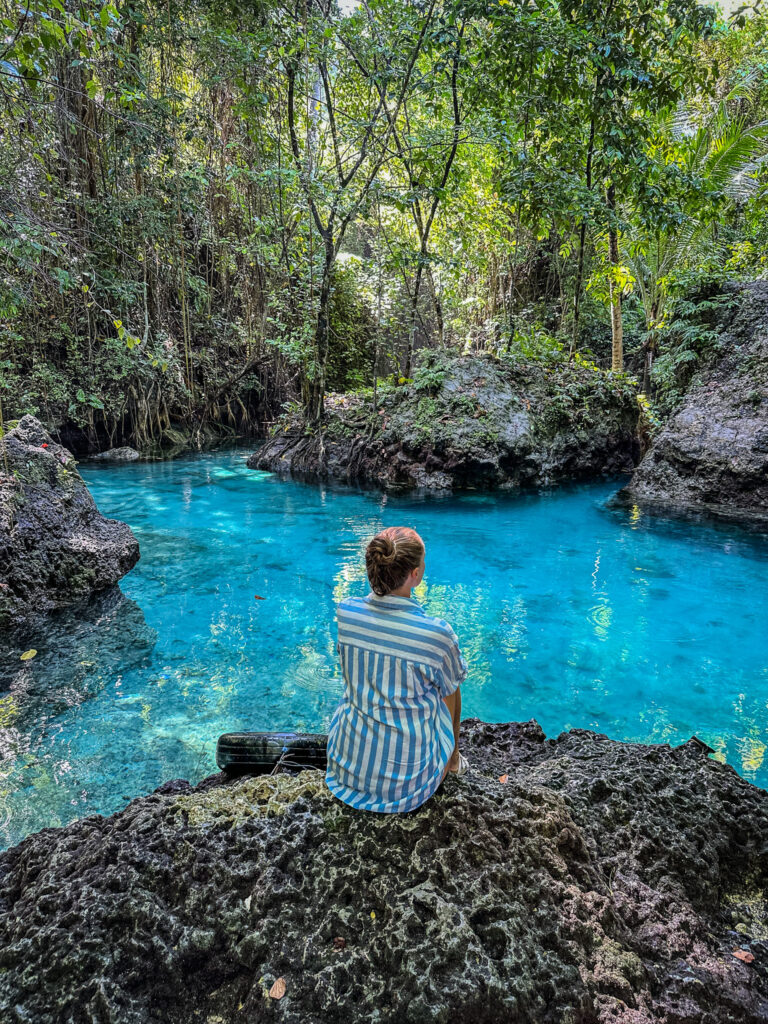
325;526;469;813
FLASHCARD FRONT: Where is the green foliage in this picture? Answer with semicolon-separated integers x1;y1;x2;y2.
0;0;764;445
411;364;447;395
325;261;375;393
636;391;662;434
650;288;735;414
503;321;569;364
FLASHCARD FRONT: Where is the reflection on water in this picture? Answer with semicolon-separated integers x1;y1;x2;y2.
1;451;767;849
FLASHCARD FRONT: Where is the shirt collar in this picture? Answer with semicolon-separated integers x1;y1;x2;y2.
365;591;421;608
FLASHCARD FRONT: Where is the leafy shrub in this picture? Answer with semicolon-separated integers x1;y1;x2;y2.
651;289;734;414
325;259;375;392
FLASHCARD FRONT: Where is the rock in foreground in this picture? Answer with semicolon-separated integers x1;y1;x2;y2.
2;720;768;1023
629;282;768;520
0;415;140;631
250;353;640;489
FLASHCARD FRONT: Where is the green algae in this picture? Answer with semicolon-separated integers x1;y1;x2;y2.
173;769;332;828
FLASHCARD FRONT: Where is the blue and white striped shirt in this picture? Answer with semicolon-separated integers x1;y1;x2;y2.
325;593;468;813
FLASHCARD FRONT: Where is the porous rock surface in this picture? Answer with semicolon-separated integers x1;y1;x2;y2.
250;353;640;489
0;415;140;630
629;282;768;520
91;446;141;462
2;720;768;1023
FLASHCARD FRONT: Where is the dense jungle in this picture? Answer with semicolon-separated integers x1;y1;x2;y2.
1;0;766;453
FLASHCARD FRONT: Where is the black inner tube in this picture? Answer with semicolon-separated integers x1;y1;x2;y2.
216;731;328;774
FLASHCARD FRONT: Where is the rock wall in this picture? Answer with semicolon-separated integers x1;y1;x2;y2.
0;415;140;631
628;283;768;520
2;720;767;1023
250;353;641;490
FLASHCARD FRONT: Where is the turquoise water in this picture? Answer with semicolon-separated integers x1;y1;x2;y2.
1;449;767;849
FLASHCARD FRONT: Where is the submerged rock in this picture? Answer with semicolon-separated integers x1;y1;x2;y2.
250;353;640;489
91;446;141;461
628;282;768;520
0;415;140;631
0;586;158;848
2;719;768;1023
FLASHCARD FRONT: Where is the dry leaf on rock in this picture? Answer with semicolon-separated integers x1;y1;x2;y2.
733;949;755;963
269;977;286;999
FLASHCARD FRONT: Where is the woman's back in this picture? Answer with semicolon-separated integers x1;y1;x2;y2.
326;592;466;813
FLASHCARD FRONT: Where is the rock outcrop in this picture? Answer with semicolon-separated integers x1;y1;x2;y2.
0;415;140;631
91;446;141;461
2;719;768;1023
628;282;768;520
250;353;640;489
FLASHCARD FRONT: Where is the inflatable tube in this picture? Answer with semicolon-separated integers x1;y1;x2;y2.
216;731;328;774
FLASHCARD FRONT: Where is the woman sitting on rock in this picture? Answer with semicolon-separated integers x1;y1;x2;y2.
325;526;469;813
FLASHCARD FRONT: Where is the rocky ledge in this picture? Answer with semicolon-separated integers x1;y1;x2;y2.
628;282;768;520
2;720;768;1023
250;353;641;489
0;415;140;631
91;445;141;462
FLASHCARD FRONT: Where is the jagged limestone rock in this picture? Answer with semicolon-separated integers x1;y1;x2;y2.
0;415;140;630
249;353;640;490
2;719;767;1023
629;282;768;521
91;446;141;461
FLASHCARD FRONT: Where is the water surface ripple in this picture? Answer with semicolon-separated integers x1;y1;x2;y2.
1;450;767;848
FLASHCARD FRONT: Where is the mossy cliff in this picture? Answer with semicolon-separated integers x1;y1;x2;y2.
2;720;768;1023
628;282;768;522
250;353;641;490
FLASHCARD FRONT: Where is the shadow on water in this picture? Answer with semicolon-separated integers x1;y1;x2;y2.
1;586;157;699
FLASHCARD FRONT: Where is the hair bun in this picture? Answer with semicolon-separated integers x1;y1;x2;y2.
369;536;397;564
365;527;424;596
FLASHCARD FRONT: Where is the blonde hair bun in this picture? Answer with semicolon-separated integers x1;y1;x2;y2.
367;536;397;565
365;527;424;596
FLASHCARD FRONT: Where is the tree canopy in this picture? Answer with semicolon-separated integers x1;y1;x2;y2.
0;0;766;447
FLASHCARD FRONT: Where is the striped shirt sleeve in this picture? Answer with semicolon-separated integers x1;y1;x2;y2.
431;622;468;698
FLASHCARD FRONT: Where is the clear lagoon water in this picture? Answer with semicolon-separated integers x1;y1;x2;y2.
1;448;767;849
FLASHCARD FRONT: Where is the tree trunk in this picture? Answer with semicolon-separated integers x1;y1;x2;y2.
570;110;596;357
404;258;425;378
642;299;659;394
426;267;444;345
607;183;623;372
307;243;334;426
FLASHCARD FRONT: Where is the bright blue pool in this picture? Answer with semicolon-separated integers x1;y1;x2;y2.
2;449;767;849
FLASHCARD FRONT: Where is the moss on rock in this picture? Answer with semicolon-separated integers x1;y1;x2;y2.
249;353;641;490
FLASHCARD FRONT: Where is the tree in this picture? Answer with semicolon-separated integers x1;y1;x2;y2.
278;0;440;422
